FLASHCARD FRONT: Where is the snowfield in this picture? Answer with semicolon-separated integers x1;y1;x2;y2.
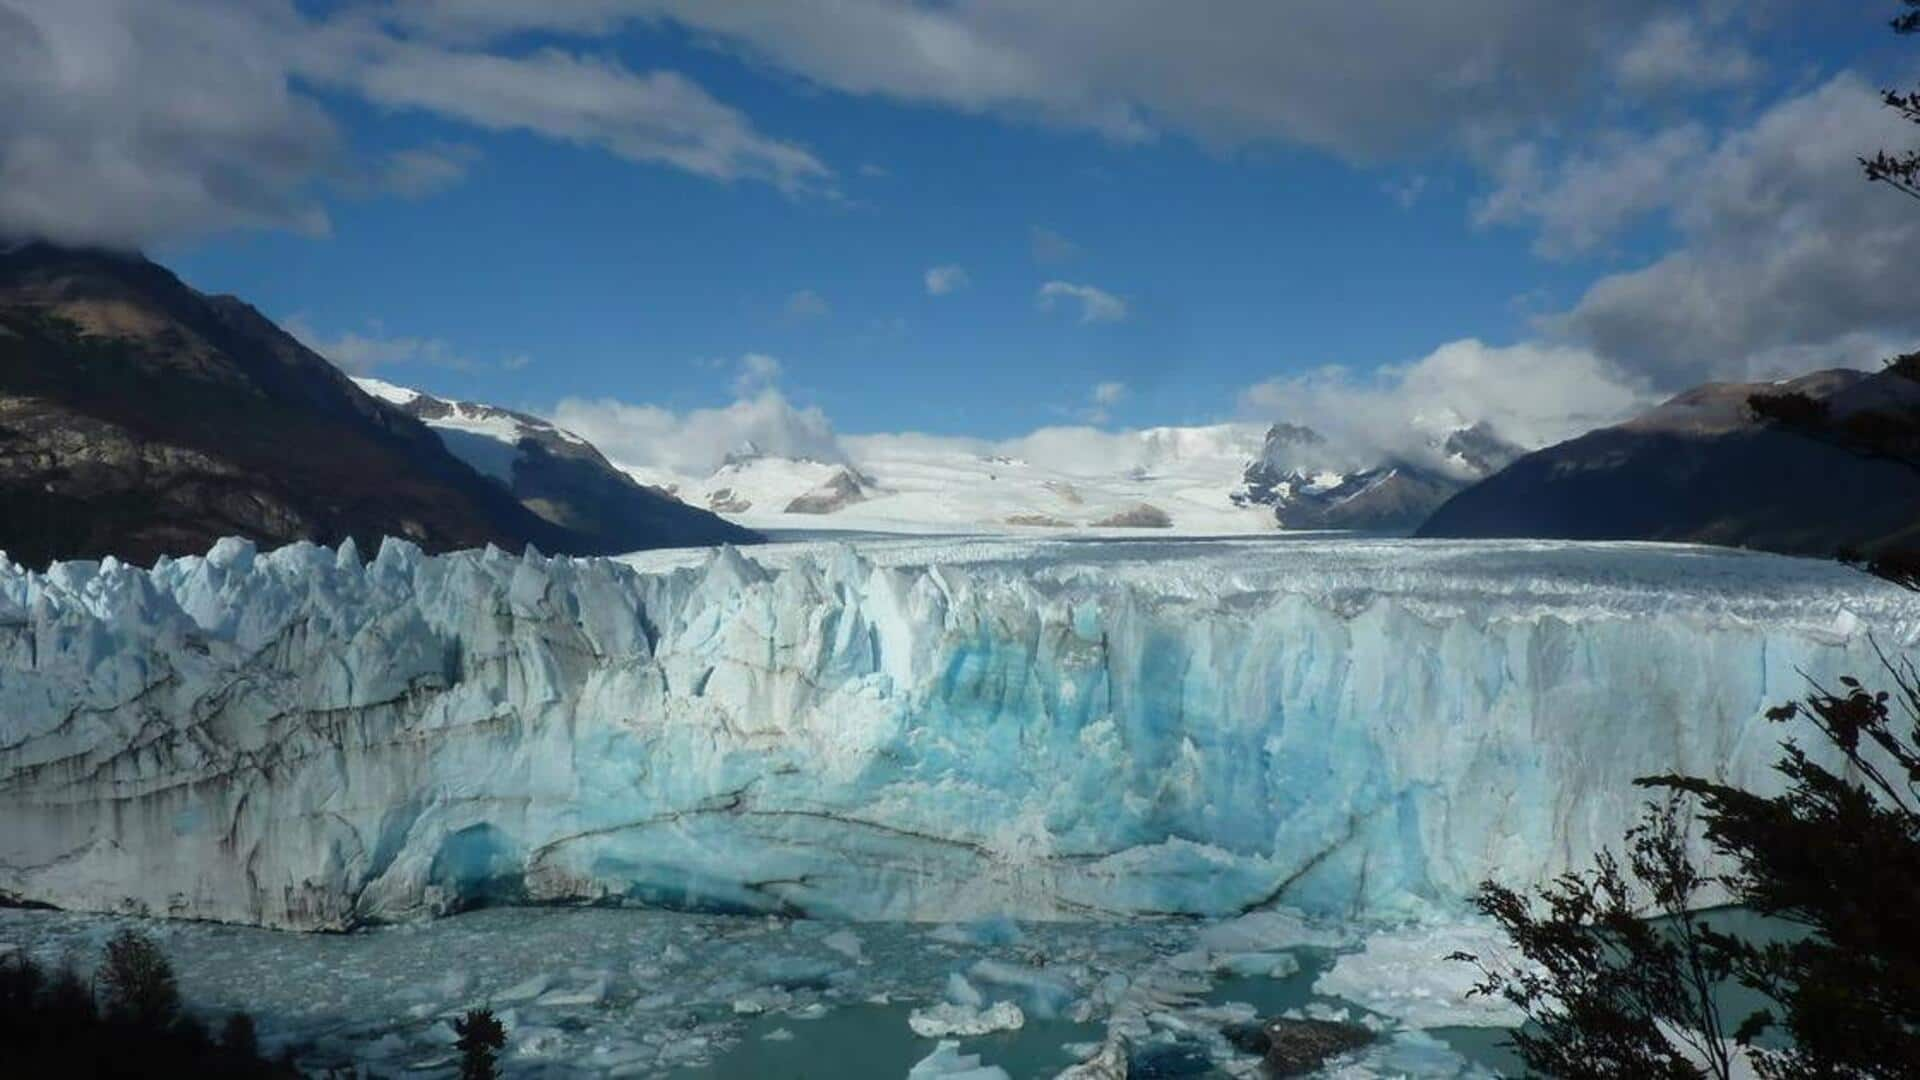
618;425;1284;535
1;534;1911;935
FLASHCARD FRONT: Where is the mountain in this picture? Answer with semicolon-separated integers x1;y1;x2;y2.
0;242;749;566
618;425;1283;534
1233;421;1522;532
1417;365;1920;557
354;377;757;550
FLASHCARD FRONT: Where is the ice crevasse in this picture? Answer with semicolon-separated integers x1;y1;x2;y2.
0;534;1912;931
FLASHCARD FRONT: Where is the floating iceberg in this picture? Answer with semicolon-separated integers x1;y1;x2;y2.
0;534;1912;929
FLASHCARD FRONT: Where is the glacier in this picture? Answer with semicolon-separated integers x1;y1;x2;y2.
0;533;1914;931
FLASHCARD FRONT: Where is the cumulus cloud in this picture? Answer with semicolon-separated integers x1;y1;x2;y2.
481;1;1697;161
1030;226;1080;264
0;0;828;248
1613;13;1758;95
305;28;830;194
553;389;847;475
1238;339;1655;476
0;0;336;248
924;264;970;295
1548;73;1920;385
1038;280;1127;323
1081;379;1128;422
366;142;481;198
284;315;502;374
1478;125;1710;258
783;289;830;319
729;352;782;395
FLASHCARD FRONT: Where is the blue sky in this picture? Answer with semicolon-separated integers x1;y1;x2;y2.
7;2;1917;467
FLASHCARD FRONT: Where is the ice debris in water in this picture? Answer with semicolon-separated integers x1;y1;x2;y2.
0;903;1521;1078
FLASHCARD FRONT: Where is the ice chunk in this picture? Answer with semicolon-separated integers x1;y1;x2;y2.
1198;909;1351;953
1315;921;1527;1029
907;1040;1012;1080
822;929;866;963
535;974;609;1006
1214;951;1301;979
494;973;553;1003
907;1001;1025;1038
1054;1037;1128;1080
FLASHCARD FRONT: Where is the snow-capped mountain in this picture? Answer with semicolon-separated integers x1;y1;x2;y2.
354;377;757;551
619;424;1283;534
1234;421;1522;532
613;418;1525;536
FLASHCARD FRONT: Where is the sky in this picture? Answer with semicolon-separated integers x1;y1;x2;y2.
3;1;1918;476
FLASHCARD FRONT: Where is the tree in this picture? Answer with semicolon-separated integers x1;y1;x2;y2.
96;929;180;1030
221;1011;260;1060
1641;661;1920;1077
453;1007;507;1080
1455;801;1738;1079
1462;662;1920;1078
1863;2;1920;199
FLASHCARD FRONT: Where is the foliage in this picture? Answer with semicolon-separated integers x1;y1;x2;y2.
97;928;180;1028
1865;3;1920;198
1746;391;1829;429
1454;800;1738;1079
0;939;292;1077
223;1010;261;1060
1641;656;1920;1078
1463;655;1920;1077
454;1007;507;1080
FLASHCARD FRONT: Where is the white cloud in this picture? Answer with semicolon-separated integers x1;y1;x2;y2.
372;142;481;198
1079;379;1128;423
924;264;970;295
784;289;830;319
502;1;1698;162
1613;14;1758;95
1238;339;1655;476
552;389;847;474
1030;226;1080;264
308;30;830;195
730;352;782;395
0;0;336;248
284;315;500;374
1382;174;1429;209
1038;280;1127;323
1477;124;1710;258
0;0;829;248
1550;73;1920;385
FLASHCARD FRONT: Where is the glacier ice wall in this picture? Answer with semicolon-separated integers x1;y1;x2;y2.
0;535;1913;930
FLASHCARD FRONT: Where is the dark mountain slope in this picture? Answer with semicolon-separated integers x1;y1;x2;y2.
1417;367;1920;557
0;243;751;566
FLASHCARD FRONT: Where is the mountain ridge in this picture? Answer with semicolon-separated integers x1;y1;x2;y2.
1418;364;1920;557
0;243;751;566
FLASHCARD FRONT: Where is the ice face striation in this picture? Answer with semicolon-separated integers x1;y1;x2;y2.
0;534;1914;931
